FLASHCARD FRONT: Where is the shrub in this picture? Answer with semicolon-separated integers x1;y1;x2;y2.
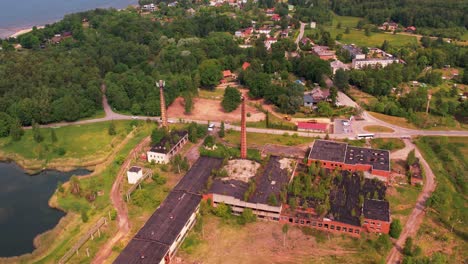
390;219;402;238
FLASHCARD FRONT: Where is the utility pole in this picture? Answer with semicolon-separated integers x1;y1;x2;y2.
426;93;432;114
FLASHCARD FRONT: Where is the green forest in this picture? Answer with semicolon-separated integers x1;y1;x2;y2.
0;0;467;135
331;0;467;38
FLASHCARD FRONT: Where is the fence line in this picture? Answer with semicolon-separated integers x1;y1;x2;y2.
58;217;107;264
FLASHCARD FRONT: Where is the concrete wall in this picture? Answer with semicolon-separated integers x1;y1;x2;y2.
210;194;282;221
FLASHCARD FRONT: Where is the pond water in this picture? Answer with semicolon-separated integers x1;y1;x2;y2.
0;162;90;257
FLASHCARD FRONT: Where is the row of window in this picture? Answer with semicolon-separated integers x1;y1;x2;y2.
286;217;361;234
364;220;381;226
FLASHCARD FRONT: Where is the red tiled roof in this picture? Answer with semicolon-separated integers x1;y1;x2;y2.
297;122;328;131
223;70;232;78
242;62;250;71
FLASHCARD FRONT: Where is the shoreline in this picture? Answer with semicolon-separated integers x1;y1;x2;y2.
1;2;139;39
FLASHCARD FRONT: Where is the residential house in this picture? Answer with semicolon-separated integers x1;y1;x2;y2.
405;26;416;33
303;93;315;108
271;14;281;21
310;21;316;29
310;87;330;102
264;37;277;50
242;62;251;71
257;26;271;35
141;3;157;12
379;22;398;32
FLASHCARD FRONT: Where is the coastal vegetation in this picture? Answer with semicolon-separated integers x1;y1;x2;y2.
0;120;135;171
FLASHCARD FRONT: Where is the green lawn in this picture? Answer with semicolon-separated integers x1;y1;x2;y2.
308;15;418;48
370;138;405;151
0;120;133;162
198;88;224;100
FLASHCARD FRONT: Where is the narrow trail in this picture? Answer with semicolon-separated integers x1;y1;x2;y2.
92;136;150;264
386;139;437;264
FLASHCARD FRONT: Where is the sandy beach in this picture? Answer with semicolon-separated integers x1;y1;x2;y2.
8;26;45;38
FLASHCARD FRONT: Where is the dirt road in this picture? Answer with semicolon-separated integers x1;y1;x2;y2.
92;136;150;264
386;139;436;264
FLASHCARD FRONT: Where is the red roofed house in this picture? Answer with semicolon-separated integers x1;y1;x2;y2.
242;62;250;71
271;14;281;21
265;8;275;15
405;26;416;33
223;70;232;78
297;122;329;133
264;37;277;50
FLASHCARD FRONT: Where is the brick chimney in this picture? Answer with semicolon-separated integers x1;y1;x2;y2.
240;96;247;159
157;80;168;127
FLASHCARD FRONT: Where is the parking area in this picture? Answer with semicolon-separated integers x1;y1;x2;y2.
334;118;353;134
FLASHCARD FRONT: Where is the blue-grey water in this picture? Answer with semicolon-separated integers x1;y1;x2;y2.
0;162;90;257
0;0;137;38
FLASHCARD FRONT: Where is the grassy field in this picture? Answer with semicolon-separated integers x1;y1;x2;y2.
223;130;312;147
308;15;418;48
370;138;405;151
363;125;395;133
412;136;467;262
368;112;418;129
387;185;421;225
198;88;224;100
0;120;135;171
347;87;378;106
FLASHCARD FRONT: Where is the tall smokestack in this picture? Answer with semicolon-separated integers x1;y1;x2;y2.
157;80;168;128
240;96;247;159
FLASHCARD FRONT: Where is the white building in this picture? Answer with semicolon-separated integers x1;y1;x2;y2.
147;130;189;164
352;58;399;69
310;21;316;29
264;37;277;50
127;166;143;184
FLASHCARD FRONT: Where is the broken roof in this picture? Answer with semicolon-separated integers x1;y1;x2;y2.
149;130;188;154
345;146;390;171
210;179;248;200
363;199;390;222
309;140;391;172
308;140;347;163
249;156;291;204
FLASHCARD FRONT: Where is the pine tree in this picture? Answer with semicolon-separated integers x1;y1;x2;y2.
32;120;43;143
219;121;225;138
10;119;24;141
108;122;116;135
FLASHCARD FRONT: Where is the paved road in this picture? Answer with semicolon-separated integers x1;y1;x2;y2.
386;139;436;264
295;22;306;46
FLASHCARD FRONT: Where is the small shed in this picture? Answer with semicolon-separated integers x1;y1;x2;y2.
127;166;143;184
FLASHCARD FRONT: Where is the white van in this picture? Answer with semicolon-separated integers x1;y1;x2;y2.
208;123;215;131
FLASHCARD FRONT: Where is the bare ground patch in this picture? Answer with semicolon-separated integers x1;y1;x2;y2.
223;159;260;182
177;216;359;264
167;97;265;122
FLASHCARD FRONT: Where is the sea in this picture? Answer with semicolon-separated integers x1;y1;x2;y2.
0;0;138;38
